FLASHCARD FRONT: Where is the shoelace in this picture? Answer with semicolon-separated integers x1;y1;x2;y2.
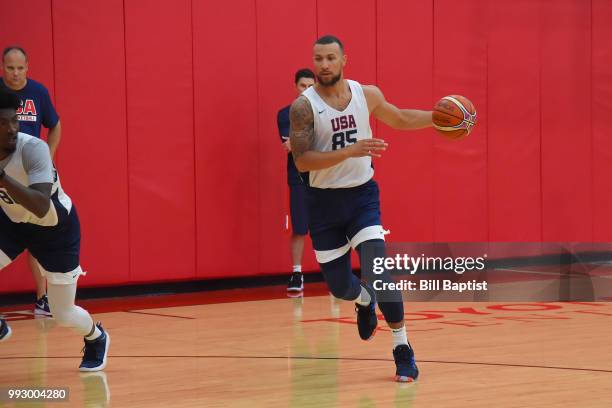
81;334;103;361
394;346;413;365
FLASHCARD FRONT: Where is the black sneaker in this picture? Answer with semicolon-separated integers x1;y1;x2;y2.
79;323;110;372
287;272;304;292
0;319;12;343
393;344;419;382
355;284;377;341
34;294;52;316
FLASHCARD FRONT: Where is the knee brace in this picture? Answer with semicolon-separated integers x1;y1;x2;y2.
320;252;362;301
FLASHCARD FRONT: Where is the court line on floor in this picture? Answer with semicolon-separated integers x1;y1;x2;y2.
123;310;196;319
1;355;610;374
493;268;569;276
491;268;612;277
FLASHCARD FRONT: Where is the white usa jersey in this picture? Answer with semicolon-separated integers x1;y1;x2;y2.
302;79;374;188
0;132;72;226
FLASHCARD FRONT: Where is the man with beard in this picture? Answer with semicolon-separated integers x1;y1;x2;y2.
289;35;433;382
0;89;109;372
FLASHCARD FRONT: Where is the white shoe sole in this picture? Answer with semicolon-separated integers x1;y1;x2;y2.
34;308;52;316
79;332;110;372
287;287;304;292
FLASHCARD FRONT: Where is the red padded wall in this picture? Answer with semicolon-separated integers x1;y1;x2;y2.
0;0;55;293
432;0;488;241
2;0;612;294
0;0;55;117
316;0;376;85
487;0;542;241
124;0;196;282
592;0;612;241
255;0;318;274
192;0;259;278
540;0;592;242
52;0;130;286
376;0;434;242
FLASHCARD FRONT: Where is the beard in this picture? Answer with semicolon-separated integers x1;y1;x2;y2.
317;72;342;87
1;134;17;155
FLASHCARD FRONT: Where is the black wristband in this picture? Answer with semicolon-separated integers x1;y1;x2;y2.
0;168;4;180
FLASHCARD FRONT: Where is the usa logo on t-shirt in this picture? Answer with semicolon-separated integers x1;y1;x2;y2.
16;99;37;122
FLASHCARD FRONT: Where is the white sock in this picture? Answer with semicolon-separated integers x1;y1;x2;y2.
391;326;408;349
355;285;371;306
292;265;302;273
85;324;102;341
47;283;100;339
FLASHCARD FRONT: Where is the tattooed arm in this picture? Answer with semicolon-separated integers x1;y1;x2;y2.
290;96;388;172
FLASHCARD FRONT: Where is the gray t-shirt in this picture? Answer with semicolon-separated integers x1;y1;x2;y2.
0;132;70;226
0;136;53;185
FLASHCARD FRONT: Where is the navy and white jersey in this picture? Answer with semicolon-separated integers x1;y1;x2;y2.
302;79;373;189
0;133;72;226
0;78;60;138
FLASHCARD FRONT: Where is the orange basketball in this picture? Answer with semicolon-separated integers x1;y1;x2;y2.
432;95;477;139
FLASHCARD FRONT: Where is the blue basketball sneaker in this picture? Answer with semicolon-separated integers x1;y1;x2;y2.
0;319;12;343
393;344;419;382
355;284;377;341
79;323;110;372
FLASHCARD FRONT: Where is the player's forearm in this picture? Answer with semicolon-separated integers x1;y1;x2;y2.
0;175;50;218
394;110;433;130
47;121;61;159
293;149;349;172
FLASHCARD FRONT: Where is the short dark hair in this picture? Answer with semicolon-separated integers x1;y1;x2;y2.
294;68;315;84
314;35;344;53
0;89;20;110
2;46;27;62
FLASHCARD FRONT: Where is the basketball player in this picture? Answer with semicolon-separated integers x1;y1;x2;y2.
290;35;433;382
277;68;315;292
0;89;109;371
1;46;63;315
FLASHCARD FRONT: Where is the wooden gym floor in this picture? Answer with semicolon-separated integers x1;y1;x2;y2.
1;280;612;407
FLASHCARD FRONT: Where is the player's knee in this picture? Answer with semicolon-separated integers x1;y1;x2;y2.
378;301;404;324
323;268;353;299
328;283;353;300
51;306;76;327
320;253;358;300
